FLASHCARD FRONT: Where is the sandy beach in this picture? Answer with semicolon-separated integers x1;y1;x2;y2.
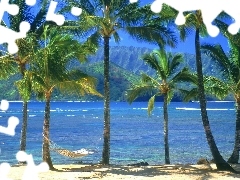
7;163;240;180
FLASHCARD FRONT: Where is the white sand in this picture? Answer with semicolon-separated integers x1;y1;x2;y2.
7;163;240;180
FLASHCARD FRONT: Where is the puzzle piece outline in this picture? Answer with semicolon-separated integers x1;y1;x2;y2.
0;99;49;180
46;0;82;26
16;151;49;180
0;0;37;54
0;100;19;136
148;0;240;37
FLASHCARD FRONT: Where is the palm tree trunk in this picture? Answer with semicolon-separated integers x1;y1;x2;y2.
195;28;237;172
228;101;240;163
102;36;110;165
163;93;170;164
42;92;54;170
19;64;28;160
20;101;28;151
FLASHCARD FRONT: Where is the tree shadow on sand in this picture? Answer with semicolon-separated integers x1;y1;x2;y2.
52;163;240;179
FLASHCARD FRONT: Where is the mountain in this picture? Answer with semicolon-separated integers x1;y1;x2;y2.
87;46;222;77
0;46;227;101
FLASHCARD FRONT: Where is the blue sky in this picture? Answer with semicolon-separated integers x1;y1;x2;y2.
109;0;229;54
110;30;229;54
2;0;228;54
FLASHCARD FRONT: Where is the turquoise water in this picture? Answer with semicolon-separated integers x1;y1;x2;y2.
0;101;236;165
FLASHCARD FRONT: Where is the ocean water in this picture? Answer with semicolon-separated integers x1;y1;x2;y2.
0;101;237;165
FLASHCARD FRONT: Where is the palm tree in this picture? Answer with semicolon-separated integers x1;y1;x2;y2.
69;0;178;164
6;0;56;153
177;10;237;172
18;26;102;169
127;49;196;164
201;24;240;163
0;50;17;79
7;0;76;153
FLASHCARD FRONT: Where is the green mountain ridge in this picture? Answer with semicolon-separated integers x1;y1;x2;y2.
0;46;229;101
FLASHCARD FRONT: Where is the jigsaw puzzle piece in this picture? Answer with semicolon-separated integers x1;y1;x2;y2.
0;162;12;180
0;21;30;54
223;0;240;35
0;99;9;111
25;0;36;6
201;6;220;37
0;116;19;136
129;0;138;3
46;1;65;26
16;151;49;180
0;0;19;20
71;7;82;16
150;0;163;13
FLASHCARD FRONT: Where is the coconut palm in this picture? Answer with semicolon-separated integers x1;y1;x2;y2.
18;26;102;169
0;50;17;79
5;0;55;152
201;21;240;163
7;0;77;153
68;0;178;164
127;49;196;164
176;10;238;172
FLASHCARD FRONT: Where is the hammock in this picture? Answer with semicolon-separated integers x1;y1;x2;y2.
44;135;94;158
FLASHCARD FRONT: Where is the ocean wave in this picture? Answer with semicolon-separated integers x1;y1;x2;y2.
132;108;148;110
176;107;234;111
29;115;36;117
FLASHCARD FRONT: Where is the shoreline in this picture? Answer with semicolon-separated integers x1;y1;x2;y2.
7;163;240;180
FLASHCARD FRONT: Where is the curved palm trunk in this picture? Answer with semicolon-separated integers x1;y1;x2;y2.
102;36;110;165
42;92;54;170
163;94;170;164
195;28;237;172
228;101;240;163
20;101;28;151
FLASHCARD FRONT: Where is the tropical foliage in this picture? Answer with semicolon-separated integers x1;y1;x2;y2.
127;49;196;164
15;26;102;169
201;20;240;163
0;0;239;173
176;10;237;172
67;0;179;165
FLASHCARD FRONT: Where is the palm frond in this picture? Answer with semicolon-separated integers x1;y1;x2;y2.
168;53;183;77
141;73;159;86
167;90;174;104
124;25;177;48
179;88;199;102
201;43;229;73
141;52;161;74
204;76;229;100
112;31;121;43
127;84;156;104
57;78;102;97
15;75;32;102
153;49;168;76
148;95;155;116
170;67;198;85
0;54;17;79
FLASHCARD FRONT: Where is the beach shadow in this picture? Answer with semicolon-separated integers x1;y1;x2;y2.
52;163;240;179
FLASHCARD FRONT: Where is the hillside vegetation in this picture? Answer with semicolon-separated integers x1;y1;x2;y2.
0;46;226;101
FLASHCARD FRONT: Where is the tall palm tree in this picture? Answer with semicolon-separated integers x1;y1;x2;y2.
69;0;178;164
18;26;102;169
127;49;196;164
201;21;240;163
6;0;55;153
177;10;237;172
7;0;76;153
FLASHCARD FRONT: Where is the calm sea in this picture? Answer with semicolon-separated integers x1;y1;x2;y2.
0;101;237;165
